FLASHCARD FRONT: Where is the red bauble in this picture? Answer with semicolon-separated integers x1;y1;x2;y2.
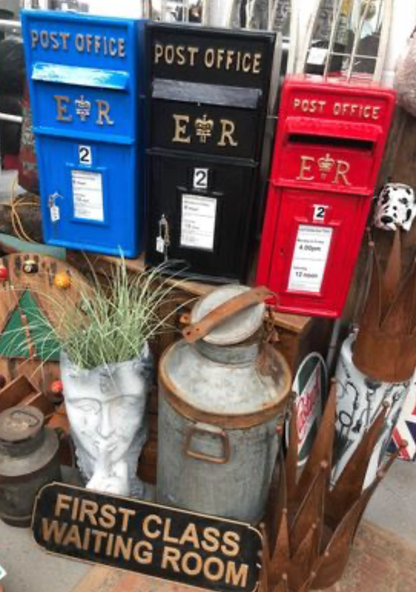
50;380;63;395
0;266;8;282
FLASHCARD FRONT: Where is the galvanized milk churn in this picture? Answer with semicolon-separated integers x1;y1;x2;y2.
157;285;292;523
0;406;61;527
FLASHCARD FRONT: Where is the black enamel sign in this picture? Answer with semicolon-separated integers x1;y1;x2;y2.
145;23;277;283
32;483;262;592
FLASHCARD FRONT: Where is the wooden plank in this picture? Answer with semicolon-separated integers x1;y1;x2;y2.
0;254;88;338
0;254;89;385
138;436;157;485
21;391;55;418
17;358;61;393
66;251;215;298
377;106;407;186
272;312;311;334
276;317;333;372
2;253;88;331
0;372;54;417
0;374;36;413
0;275;19;337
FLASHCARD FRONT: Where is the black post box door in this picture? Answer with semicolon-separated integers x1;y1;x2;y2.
147;153;257;282
145;23;276;282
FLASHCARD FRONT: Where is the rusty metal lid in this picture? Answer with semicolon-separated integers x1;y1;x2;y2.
190;286;266;346
160;342;292;428
0;406;44;444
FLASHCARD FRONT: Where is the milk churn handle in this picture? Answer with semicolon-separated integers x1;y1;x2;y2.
184;423;230;465
182;286;274;343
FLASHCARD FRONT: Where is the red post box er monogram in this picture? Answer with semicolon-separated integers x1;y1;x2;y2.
256;75;396;318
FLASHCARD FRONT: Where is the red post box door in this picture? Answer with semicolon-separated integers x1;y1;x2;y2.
266;187;368;318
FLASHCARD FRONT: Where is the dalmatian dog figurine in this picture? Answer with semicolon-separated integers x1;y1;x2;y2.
374;183;416;231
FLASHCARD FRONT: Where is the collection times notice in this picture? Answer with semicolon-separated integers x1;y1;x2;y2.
288;225;333;294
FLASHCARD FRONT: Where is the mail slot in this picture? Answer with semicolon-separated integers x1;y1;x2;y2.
145;23;276;282
257;76;396;318
21;10;146;257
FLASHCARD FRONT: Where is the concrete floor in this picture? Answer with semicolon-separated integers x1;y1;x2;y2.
0;520;90;592
0;460;415;592
365;459;416;548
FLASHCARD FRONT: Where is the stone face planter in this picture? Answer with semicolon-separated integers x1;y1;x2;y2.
333;334;411;488
60;345;153;498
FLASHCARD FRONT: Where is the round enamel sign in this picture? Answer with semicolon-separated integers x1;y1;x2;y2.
286;352;328;466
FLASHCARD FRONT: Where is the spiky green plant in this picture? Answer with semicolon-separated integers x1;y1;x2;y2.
0;259;188;371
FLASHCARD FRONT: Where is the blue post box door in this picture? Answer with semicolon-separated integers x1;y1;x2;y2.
21;10;146;258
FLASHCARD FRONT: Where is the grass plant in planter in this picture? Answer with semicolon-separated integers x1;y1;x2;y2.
5;260;182;499
61;262;183;498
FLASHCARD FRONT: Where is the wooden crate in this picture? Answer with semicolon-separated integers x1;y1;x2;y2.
0;373;54;418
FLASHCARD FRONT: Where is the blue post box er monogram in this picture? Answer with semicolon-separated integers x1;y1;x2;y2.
21;10;146;257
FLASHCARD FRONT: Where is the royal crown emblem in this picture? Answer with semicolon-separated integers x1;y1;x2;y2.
75;95;91;122
195;114;214;144
318;153;336;179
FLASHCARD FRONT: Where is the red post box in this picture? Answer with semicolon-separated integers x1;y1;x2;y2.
256;75;396;318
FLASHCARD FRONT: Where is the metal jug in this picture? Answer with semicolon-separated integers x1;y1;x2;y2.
0;406;61;527
157;285;292;524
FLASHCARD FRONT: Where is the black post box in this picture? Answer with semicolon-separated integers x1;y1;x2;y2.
145;23;276;282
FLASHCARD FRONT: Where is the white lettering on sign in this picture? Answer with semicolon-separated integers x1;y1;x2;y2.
292;97;381;120
30;29;126;58
180;194;217;251
297;365;322;445
72;170;104;222
288;225;333;294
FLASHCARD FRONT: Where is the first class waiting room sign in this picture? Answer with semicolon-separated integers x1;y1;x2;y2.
32;483;262;592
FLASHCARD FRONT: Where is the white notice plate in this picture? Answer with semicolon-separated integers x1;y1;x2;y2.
0;563;6;581
307;47;328;66
288;225;332;293
180;193;217;251
72;170;104;222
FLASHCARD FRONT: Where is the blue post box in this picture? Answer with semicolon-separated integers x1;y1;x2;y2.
21;10;145;257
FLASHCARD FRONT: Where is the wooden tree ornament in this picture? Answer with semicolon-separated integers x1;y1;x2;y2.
0;253;89;387
261;382;405;592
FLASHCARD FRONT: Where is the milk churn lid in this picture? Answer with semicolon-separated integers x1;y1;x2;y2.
190;285;266;346
0;406;44;444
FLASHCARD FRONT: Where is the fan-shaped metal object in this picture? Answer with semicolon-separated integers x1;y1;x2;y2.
260;382;405;592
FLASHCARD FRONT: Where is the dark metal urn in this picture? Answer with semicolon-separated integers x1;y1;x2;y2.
0;406;61;528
